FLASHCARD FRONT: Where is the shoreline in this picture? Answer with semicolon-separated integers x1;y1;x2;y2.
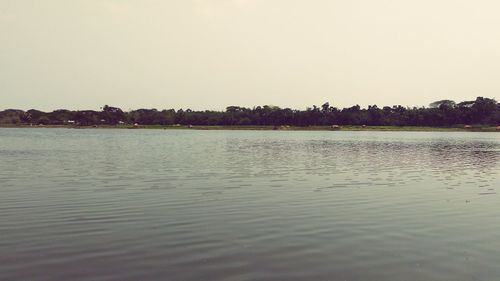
1;124;498;132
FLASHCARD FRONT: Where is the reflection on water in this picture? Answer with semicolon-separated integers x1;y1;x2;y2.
0;129;499;281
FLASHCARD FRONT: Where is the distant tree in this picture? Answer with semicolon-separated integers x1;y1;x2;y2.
430;100;456;109
321;102;330;114
471;97;497;124
101;105;125;125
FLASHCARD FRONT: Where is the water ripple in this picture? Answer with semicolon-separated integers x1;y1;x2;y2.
0;129;499;281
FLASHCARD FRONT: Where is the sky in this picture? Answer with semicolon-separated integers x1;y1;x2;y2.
1;0;499;111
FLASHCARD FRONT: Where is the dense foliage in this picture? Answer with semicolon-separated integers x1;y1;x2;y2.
1;97;499;127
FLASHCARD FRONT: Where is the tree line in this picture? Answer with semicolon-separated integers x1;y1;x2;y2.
1;97;498;127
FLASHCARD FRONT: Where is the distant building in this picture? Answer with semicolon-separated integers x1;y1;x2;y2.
331;125;341;130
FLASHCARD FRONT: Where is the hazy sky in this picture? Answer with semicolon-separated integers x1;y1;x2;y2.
1;0;499;111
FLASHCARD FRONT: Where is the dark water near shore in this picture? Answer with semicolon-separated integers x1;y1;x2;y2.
1;128;499;281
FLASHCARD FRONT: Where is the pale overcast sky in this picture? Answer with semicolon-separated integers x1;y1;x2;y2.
1;0;499;111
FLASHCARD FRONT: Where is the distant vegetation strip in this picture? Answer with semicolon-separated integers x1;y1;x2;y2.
1;124;498;132
1;97;499;128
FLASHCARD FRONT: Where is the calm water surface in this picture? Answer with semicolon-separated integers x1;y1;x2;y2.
1;128;499;281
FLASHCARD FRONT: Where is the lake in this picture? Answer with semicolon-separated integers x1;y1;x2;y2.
1;128;499;281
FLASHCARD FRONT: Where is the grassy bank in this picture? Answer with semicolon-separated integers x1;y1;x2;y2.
1;124;498;132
